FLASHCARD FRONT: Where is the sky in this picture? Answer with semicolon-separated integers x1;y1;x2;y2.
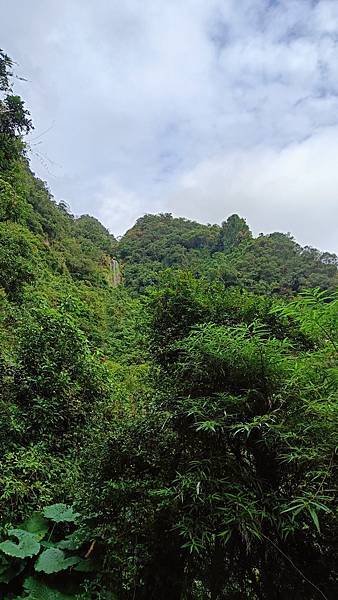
1;0;338;252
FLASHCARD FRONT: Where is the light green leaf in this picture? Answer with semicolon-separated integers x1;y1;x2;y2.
35;548;81;574
0;529;40;559
43;504;79;523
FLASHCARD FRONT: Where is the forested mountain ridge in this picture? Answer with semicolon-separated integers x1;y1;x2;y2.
0;49;337;600
118;212;338;294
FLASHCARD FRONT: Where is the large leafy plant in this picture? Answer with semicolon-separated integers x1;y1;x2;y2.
0;504;95;599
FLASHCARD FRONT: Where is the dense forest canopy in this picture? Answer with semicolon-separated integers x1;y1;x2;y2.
0;49;337;600
117;212;337;294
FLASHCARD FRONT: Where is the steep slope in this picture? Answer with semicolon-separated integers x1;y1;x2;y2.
0;166;119;296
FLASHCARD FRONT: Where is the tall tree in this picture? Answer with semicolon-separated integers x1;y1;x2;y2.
218;213;252;253
0;49;33;170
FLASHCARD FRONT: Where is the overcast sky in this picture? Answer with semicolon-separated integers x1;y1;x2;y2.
1;0;338;251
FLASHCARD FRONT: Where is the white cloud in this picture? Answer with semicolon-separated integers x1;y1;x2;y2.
168;126;338;252
0;0;337;251
89;176;147;238
314;0;338;33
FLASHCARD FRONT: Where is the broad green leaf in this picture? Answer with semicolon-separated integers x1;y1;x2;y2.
43;504;79;524
0;529;40;559
23;576;77;599
20;512;49;540
34;548;81;574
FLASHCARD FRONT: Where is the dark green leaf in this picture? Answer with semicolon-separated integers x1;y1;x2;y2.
20;512;49;540
34;548;81;574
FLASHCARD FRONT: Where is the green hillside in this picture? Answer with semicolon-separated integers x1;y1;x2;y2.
118;212;337;294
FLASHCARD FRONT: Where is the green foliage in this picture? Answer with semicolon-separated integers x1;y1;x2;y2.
0;94;33;137
0;47;337;600
20;577;76;600
118;213;219;292
0;49;13;93
82;281;337;599
0;504;94;598
0;222;38;299
35;548;80;574
20;513;49;540
272;287;338;347
15;306;110;441
218;213;252;253
0;444;74;525
0;530;40;559
0;177;29;223
228;232;338;295
74;214;116;255
0;49;33;170
43;505;79;524
118;213;337;295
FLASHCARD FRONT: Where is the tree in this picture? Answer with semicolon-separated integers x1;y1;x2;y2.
0;49;13;93
81;279;337;599
0;223;38;299
0;49;33;170
218;213;252;253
